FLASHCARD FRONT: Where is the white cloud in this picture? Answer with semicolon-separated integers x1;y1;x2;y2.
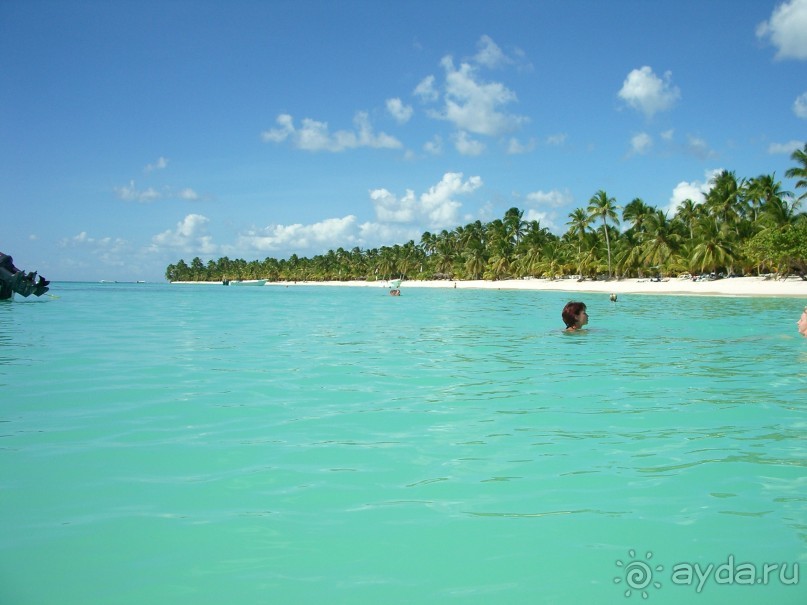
522;189;574;232
666;169;721;215
115;181;201;203
414;75;440;102
144;156;169;172
756;0;807;60
526;189;574;208
686;134;715;159
59;231;129;267
151;214;217;254
386;98;413;124
420;172;483;228
546;133;567;146
473;35;512;69
523;209;559;232
453;130;486;155
630;132;653;155
178;188;200;201
357;221;422;248
423;135;443;155
661;129;675;141
506;137;536;154
423;56;527;136
369;172;483;231
768;139;805;154
618;66;681;117
238;216;358;252
115;180;161;203
370;188;417;223
794;91;807;117
262;112;402;152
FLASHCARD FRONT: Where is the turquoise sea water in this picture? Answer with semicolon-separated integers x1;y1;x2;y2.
1;282;805;605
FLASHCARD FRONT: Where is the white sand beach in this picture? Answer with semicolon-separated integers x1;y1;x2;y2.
257;275;807;298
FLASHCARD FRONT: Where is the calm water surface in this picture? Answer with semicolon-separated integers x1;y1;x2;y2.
1;282;805;604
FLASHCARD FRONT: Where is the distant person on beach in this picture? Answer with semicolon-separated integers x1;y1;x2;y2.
562;301;588;332
798;306;807;338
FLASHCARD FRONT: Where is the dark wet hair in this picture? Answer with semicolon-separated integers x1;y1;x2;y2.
562;301;586;328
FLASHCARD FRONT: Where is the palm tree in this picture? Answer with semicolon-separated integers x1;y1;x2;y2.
463;241;486;279
503;207;527;246
642;210;682;274
691;218;736;274
587;190;620;278
705;170;746;230
785;143;807;201
536;242;565;279
622;197;653;235
566;208;589;276
614;230;644;277
674;199;700;242
744;173;793;225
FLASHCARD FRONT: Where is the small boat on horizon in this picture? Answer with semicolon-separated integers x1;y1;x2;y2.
227;279;268;286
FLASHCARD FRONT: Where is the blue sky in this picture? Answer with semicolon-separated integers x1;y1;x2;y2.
2;0;806;282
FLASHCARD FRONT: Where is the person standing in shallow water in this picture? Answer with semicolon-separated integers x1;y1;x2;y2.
798;306;807;338
562;301;588;332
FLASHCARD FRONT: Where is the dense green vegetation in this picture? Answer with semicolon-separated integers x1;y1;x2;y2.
166;145;807;282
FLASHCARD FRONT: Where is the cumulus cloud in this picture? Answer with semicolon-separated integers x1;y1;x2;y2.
421;172;483;228
414;75;440;102
473;35;512;69
686;134;716;160
115;181;201;203
144;156;169;172
432;55;528;136
630;132;653;155
357;221;423;247
526;189;574;208
151;214;217;254
386;98;413;124
238;216;358;252
178;188;200;201
370;188;417;223
369;172;483;230
262;112;402;152
768;139;805;154
415;38;528;137
423;135;443;155
618;66;681;117
115;180;161;203
506;137;536;154
521;188;574;232
59;231;129;267
453;130;486;155
794;91;807;117
666;169;722;215
756;0;807;60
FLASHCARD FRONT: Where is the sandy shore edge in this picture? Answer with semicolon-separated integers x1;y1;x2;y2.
173;276;807;298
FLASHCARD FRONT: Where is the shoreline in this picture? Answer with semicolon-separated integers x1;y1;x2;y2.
173;276;807;298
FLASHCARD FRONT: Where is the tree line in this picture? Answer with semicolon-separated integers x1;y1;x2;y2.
166;145;807;283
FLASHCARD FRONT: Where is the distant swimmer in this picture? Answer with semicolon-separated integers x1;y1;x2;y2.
562;301;588;332
798;306;807;338
609;293;617;303
389;289;401;296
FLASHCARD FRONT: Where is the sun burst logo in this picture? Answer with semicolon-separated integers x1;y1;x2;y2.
614;549;664;598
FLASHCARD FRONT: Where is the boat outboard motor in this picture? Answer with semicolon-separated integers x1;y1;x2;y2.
0;252;50;299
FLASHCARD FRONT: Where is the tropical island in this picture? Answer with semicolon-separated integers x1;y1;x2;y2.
166;146;807;285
